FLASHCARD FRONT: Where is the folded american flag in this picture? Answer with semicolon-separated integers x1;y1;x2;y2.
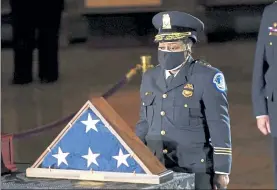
26;99;173;184
41;103;146;174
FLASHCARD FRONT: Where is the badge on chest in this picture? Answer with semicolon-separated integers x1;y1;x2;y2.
269;22;277;36
182;83;194;98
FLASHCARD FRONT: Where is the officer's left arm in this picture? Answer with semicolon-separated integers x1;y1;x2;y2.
202;71;232;174
252;7;268;117
135;73;149;144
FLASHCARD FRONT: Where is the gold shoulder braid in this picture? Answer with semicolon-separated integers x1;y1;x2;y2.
196;59;212;67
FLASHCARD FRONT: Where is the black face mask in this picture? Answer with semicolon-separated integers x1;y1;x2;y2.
158;51;185;70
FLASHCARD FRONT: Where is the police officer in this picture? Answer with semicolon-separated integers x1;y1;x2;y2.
135;11;232;189
252;2;277;188
10;0;64;84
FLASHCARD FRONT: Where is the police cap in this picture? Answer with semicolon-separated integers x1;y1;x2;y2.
152;11;204;43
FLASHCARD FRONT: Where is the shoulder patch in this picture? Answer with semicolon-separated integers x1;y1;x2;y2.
212;72;227;92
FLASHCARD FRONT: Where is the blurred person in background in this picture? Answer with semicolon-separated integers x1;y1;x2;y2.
1;153;10;176
10;0;64;85
135;11;232;189
252;1;277;188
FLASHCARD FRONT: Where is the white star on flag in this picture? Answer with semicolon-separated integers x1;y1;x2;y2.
112;148;130;168
82;147;100;167
186;181;191;189
81;113;100;133
52;147;70;166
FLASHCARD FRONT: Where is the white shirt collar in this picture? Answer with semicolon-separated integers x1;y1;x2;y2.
165;70;180;79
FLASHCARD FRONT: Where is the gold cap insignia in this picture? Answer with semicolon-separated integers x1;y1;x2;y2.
162;14;171;29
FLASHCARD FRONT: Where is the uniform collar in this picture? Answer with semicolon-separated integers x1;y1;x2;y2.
165;69;180;79
157;56;194;93
164;56;193;79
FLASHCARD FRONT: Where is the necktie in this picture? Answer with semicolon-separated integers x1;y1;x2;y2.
166;74;174;86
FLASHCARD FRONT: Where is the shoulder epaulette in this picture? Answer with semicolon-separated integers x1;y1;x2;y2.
195;59;212;67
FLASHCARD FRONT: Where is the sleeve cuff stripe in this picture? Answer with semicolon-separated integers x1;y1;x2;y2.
214;152;232;155
214;150;232;153
215;171;229;174
214;147;232;150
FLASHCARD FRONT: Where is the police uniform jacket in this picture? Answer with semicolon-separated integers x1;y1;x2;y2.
136;57;232;174
252;2;277;136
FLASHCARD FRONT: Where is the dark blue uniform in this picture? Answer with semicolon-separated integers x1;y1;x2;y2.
252;2;277;188
136;11;232;189
10;0;64;84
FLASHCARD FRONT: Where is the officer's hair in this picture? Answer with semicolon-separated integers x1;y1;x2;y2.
182;38;193;46
182;38;193;54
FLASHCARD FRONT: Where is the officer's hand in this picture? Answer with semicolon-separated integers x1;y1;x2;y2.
256;116;271;135
213;174;229;190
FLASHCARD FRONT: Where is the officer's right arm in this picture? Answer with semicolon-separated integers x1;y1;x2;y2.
252;8;268;117
135;75;149;144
